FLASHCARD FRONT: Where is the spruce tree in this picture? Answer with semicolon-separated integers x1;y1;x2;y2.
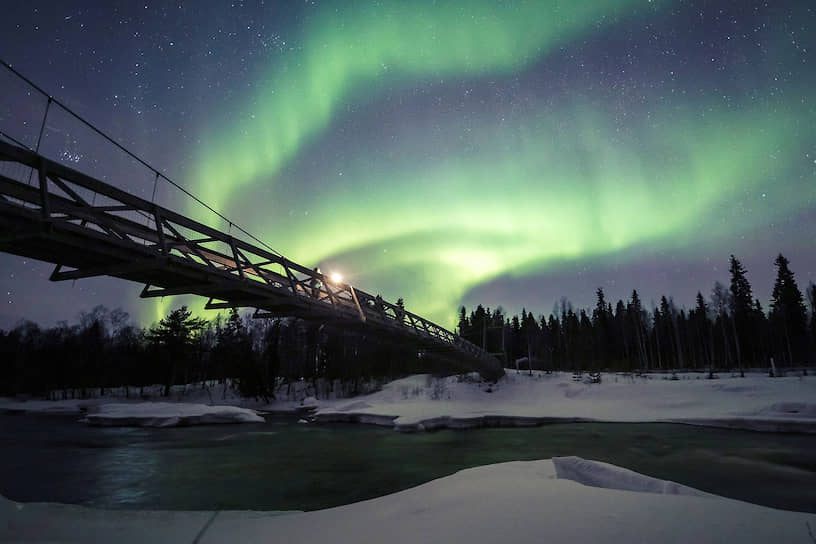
628;290;648;370
147;306;207;396
770;254;808;366
808;282;816;358
458;306;469;339
728;256;754;375
694;292;714;377
592;288;610;368
711;281;733;370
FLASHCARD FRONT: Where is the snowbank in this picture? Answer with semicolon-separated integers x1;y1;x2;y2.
3;458;815;543
80;402;265;427
4;371;816;433
313;371;816;433
551;456;709;496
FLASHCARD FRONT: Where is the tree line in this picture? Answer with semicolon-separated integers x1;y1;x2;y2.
2;253;813;400
0;305;433;400
459;254;815;375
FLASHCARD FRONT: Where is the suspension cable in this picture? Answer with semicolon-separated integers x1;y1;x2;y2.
0;58;283;257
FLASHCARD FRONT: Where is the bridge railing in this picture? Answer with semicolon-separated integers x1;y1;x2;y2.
0;60;500;374
0;139;496;367
0;59;281;263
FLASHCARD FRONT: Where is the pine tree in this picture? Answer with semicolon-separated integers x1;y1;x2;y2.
628;290;648;370
547;314;562;371
807;282;816;359
694;292;714;376
711;281;733;370
728;256;754;376
614;300;630;369
458;306;469;338
592;288;610;369
770;254;808;366
472;305;488;349
592;288;608;324
520;308;538;374
147;306;207;396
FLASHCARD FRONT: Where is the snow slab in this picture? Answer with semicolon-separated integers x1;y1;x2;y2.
3;458;816;543
551;456;710;497
312;371;816;433
80;402;265;427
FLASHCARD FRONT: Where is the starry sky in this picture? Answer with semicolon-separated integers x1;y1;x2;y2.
1;0;814;330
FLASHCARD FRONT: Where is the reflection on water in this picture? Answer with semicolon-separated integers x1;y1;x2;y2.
1;413;815;512
94;443;159;507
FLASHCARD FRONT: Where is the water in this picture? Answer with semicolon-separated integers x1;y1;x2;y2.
1;412;814;512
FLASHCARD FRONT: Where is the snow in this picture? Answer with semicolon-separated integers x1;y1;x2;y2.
311;371;816;433
0;398;92;414
2;370;815;432
3;457;815;543
551;456;709;497
80;402;265;427
3;373;816;540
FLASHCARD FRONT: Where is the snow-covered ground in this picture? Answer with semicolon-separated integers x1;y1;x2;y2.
312;370;816;433
0;381;307;426
3;456;815;543
2;370;815;432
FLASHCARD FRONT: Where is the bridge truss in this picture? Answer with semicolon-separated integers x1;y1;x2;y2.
0;139;504;381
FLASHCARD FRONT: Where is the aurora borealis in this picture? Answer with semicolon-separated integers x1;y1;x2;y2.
192;0;654;213
1;1;814;329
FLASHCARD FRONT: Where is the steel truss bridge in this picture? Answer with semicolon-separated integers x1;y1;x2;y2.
0;139;504;380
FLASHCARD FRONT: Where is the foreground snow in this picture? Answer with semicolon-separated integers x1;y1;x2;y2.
79;402;265;427
2;457;814;543
313;371;816;432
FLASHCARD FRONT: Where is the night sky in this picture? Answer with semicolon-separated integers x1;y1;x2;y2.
1;0;814;330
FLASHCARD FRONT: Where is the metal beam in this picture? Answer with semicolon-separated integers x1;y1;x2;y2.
139;283;223;298
0;139;503;381
49;258;166;281
0;228;44;245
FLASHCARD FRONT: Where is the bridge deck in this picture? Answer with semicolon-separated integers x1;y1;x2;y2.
0;139;503;380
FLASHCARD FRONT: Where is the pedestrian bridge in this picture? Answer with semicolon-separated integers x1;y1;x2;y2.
0;138;504;381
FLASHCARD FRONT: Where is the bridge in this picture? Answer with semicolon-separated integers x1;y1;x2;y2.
0;135;503;380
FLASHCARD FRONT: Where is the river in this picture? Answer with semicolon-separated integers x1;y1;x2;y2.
1;413;814;512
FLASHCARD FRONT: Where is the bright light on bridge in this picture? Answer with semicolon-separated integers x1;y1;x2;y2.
329;272;343;284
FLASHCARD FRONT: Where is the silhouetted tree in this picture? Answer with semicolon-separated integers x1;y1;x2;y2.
769;254;808;367
147;306;207;396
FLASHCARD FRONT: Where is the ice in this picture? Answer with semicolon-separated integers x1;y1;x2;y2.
80;402;265;427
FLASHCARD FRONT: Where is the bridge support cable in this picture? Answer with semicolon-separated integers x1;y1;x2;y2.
0;139;503;380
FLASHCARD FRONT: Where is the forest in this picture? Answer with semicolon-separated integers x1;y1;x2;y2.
1;253;814;399
460;254;815;376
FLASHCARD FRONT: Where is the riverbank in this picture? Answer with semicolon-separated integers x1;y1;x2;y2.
312;370;816;433
2;370;815;433
3;456;815;543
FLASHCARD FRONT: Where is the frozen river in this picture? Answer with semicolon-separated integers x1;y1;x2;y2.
1;412;814;512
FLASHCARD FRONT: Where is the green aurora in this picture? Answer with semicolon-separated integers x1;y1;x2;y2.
192;0;660;213
172;0;814;328
250;104;808;324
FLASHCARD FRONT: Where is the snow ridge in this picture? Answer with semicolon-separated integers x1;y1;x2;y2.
552;456;709;496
